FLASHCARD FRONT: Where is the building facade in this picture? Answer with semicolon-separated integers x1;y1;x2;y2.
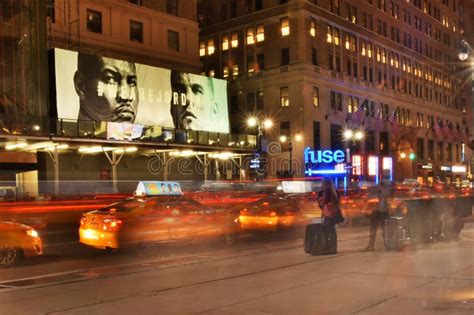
0;0;255;197
198;0;472;184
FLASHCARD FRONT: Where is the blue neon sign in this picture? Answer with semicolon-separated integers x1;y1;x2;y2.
304;147;347;177
304;148;345;164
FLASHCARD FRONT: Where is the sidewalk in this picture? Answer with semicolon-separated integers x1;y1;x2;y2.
1;223;473;314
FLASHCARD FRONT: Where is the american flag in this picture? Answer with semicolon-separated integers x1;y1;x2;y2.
388;110;399;133
442;121;451;140
349;104;365;126
373;105;384;131
433;119;443;139
461;127;470;143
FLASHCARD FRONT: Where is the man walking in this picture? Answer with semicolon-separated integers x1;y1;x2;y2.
365;180;391;251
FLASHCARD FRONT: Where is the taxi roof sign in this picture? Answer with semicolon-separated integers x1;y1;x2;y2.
281;181;314;193
135;181;183;196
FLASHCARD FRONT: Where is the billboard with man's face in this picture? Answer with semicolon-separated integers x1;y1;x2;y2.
52;48;230;133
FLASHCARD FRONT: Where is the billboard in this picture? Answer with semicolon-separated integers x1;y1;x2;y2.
52;48;230;133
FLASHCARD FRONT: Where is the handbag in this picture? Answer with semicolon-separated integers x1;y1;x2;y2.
333;209;345;224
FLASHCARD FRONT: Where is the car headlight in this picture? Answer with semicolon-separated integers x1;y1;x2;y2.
27;229;39;238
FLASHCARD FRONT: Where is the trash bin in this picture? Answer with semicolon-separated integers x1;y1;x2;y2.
455;195;473;218
433;196;461;241
405;198;436;244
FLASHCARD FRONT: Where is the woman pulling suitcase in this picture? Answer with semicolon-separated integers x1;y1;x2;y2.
304;178;344;255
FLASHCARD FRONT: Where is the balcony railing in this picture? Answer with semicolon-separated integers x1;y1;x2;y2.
0;115;257;150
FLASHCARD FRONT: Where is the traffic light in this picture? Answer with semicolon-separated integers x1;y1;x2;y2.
409;152;416;160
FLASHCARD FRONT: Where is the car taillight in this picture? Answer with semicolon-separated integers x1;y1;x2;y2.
269;211;277;217
102;218;122;231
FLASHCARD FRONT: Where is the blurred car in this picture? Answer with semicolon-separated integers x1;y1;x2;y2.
238;194;320;231
0;222;43;267
79;181;240;250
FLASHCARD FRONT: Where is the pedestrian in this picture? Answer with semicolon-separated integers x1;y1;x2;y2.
365;180;391;251
319;177;343;229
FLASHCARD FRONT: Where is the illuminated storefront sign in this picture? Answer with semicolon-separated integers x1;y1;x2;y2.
367;156;379;176
382;157;393;181
451;165;467;173
304;147;346;176
352;155;363;175
418;163;433;170
440;166;451;171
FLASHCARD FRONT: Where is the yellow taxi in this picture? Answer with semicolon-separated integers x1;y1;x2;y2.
79;181;240;249
238;193;321;231
0;221;43;267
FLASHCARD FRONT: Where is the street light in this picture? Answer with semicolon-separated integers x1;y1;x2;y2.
280;133;303;175
263;118;273;129
458;39;471;62
247;117;258;128
246;116;273;152
343;129;353;140
354;131;364;141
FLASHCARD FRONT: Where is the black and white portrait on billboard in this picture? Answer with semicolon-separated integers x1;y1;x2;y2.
170;70;225;131
53;48;230;133
73;54;139;123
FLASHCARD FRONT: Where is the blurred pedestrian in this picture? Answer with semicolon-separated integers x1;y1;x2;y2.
319;178;343;227
365;180;391;251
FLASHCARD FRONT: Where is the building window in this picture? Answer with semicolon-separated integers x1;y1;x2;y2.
246;27;255;45
209;70;215;77
166;0;179;16
281;48;289;65
86;9;102;34
207;38;215;55
280;87;289;107
344;34;350;50
335;56;341;72
310;18;316;37
312;48;318;65
257;53;265;71
313;121;321;150
256;24;265;42
333;28;340;46
231;32;239;48
330;91;343;111
223;66;229;78
232;64;239;77
246;92;256;112
257;91;264;111
313;87;319;107
230;95;239;114
168;30;179;51
129;0;143;5
222;34;229;50
199;41;206;56
280;121;291;137
47;0;56;23
247;55;255;75
255;0;263;11
130;20;143;43
281;17;290;36
326;26;333;43
367;43;372;58
328;53;334;70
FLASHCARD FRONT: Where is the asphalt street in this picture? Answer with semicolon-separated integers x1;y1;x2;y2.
0;222;473;314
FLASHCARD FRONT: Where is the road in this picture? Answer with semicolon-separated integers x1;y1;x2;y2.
0;222;473;314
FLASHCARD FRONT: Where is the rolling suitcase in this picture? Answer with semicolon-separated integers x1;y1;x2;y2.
304;221;337;255
384;216;405;251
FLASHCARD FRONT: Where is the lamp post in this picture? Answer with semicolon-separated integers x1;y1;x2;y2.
247;116;273;152
343;128;365;181
279;133;303;176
